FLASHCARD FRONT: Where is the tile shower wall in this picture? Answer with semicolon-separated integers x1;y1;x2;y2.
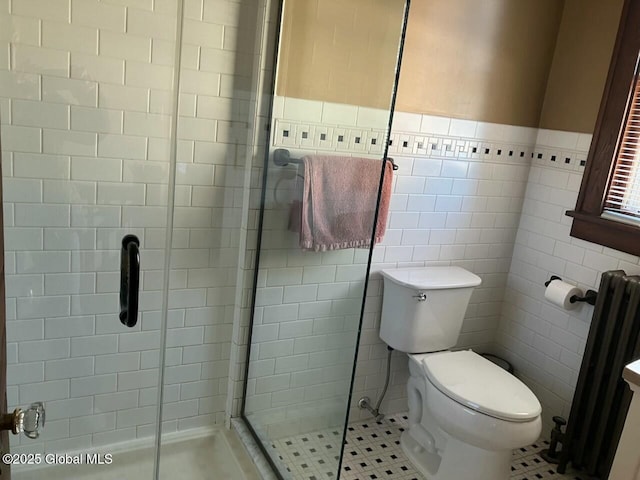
0;0;260;454
244;96;539;436
495;129;640;434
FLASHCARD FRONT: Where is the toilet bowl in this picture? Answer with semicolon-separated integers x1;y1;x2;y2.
379;267;542;480
403;351;541;480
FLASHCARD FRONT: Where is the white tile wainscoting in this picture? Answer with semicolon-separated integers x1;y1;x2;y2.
357;111;541;424
1;0;265;454
495;128;640;434
244;95;627;449
245;96;542;440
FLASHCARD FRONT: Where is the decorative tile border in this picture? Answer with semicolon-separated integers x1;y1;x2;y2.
273;119;388;156
530;147;588;173
272;118;589;173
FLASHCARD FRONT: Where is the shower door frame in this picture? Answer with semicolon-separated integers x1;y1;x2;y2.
0;135;11;480
238;0;284;471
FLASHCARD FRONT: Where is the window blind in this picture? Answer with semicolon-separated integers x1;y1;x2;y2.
604;69;640;219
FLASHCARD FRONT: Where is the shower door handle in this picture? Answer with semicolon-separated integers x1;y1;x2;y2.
119;234;140;327
0;402;45;438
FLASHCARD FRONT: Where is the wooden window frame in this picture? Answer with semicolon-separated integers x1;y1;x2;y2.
567;0;640;256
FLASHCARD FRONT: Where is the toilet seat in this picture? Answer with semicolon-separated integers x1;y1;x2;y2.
417;350;541;422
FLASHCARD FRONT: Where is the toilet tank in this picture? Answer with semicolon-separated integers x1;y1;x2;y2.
379;267;482;353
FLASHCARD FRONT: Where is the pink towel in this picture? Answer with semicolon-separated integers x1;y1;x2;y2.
290;155;393;252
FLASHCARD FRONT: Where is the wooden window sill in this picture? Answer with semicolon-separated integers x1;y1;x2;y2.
566;210;640;257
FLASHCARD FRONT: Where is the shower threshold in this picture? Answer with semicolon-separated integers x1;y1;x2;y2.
11;427;260;480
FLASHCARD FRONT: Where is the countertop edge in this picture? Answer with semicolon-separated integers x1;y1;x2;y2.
623;359;640;388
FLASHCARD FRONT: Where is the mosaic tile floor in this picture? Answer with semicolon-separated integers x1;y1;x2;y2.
270;413;596;480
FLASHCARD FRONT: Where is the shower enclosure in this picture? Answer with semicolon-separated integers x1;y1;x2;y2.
0;0;409;478
0;0;271;478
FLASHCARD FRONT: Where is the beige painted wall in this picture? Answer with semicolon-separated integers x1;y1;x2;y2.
276;0;565;127
275;0;623;131
396;0;564;127
539;0;624;133
276;0;405;110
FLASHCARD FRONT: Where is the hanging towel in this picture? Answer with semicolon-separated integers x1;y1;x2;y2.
291;155;393;252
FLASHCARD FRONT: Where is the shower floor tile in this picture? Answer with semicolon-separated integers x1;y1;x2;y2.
271;413;595;480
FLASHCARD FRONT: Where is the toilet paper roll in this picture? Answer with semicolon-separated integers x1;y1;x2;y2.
544;279;582;310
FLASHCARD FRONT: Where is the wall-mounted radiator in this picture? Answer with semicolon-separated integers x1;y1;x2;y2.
558;270;640;477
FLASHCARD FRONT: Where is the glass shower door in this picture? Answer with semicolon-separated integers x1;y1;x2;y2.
0;2;181;478
243;0;409;478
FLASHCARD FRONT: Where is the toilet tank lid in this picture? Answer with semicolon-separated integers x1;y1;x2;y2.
421;350;542;422
381;266;481;290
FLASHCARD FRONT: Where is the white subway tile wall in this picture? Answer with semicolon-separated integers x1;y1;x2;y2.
494;128;640;434
0;0;263;454
243;97;540;438
245;102;625;444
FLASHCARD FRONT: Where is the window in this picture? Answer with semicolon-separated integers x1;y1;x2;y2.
567;0;640;256
603;66;640;220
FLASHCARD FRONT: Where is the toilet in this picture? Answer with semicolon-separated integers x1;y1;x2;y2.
380;266;542;480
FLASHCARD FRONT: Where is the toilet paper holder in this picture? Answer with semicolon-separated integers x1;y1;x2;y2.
544;276;598;306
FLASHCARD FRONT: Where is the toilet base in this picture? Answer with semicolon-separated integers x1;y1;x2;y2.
400;430;440;477
401;429;511;480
